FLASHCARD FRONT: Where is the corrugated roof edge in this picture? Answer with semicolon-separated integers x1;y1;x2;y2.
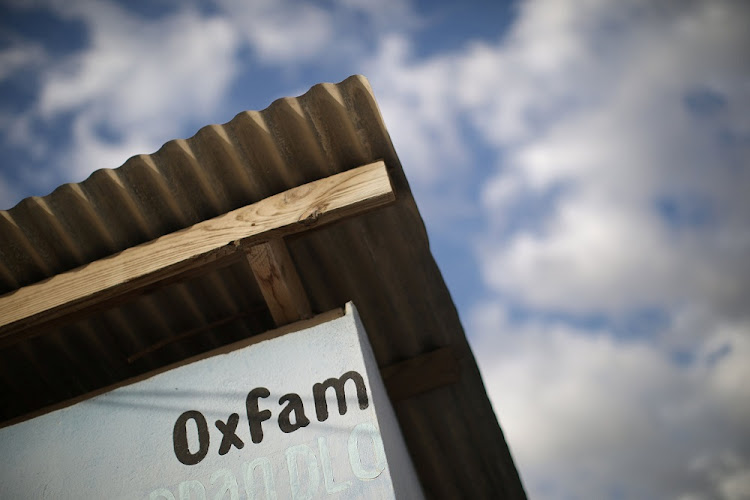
0;74;426;294
2;75;390;212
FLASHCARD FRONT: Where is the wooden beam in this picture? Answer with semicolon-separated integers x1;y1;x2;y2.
247;239;312;326
381;346;460;402
0;161;394;345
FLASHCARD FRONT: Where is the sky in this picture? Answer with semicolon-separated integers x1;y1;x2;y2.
1;0;749;498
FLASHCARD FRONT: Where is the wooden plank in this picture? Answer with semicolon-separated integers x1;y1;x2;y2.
247;239;312;326
0;161;394;345
381;346;460;401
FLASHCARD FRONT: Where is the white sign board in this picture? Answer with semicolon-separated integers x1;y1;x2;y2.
0;303;423;499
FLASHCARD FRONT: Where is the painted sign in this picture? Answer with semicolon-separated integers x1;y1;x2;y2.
0;303;423;499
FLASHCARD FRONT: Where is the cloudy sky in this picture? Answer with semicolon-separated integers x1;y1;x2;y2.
1;0;749;498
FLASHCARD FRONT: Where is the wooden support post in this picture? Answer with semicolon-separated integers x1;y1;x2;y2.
247;239;312;326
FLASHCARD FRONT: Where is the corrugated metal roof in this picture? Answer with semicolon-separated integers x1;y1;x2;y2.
0;75;525;498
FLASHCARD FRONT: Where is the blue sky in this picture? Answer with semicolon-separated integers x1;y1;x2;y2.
2;0;749;498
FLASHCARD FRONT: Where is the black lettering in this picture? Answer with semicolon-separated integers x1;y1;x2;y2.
313;370;368;422
246;387;272;444
173;410;210;465
278;393;310;433
215;413;244;455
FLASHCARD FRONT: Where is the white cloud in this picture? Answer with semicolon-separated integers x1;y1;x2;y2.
365;36;468;181
26;1;242;181
456;0;750;498
472;0;750;318
215;0;334;63
358;34;488;235
0;43;46;82
470;302;750;499
215;0;418;66
0;0;244;201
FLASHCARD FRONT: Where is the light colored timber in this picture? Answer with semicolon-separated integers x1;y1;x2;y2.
247;238;312;326
0;161;394;345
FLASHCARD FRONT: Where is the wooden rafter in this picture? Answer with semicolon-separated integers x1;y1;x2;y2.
247;239;312;326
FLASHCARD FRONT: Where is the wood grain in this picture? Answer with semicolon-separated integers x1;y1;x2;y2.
0;161;394;345
247;239;312;326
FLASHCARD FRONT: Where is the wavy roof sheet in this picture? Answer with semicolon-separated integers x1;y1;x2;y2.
0;75;525;498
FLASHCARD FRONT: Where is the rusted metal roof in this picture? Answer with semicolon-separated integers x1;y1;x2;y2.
0;75;525;498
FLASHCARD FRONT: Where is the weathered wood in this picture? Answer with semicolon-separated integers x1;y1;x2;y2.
381;346;460;402
0;161;394;345
247;239;312;326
